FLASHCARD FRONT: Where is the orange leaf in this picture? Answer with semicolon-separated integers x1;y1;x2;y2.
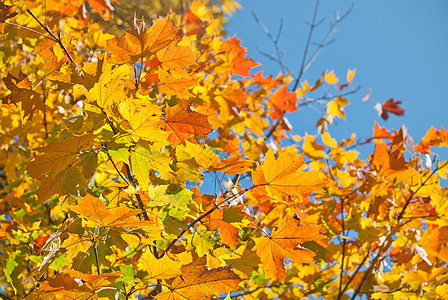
156;68;197;97
184;11;206;35
27;269;121;299
373;122;393;143
414;127;448;154
157;42;197;70
252;148;326;201
106;16;178;64
216;37;260;76
156;256;242;299
1;72;44;121
210;155;253;175
254;213;323;282
204;207;243;248
162;103;213;146
68;194;160;228
27;134;94;179
270;85;298;119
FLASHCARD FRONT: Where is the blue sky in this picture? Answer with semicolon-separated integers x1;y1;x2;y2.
226;0;448;158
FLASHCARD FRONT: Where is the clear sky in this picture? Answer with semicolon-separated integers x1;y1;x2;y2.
226;0;448;158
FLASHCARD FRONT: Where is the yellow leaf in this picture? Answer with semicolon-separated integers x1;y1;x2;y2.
327;96;349;120
253;213;323;282
324;70;339;84
252;148;326;201
139;251;181;281
68;194;159;228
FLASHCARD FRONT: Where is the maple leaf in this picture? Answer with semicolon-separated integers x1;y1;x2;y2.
34;36;72;74
156;256;243;299
184;11;206;35
83;64;130;109
324;70;339;84
156;68;198;97
215;36;260;76
252;148;326;202
27;134;95;203
253;213;323;282
157;42;197;70
68;194;160;228
118;99;170;143
130;141;172;190
414;127;448;154
0;2;18;33
27;134;94;179
35;164;88;204
336;68;356;90
210;155;253;175
87;0;117;21
375;98;405;120
107;16;179;64
270;85;298;119
138;251;181;280
162;103;213;146
60;233;91;261
1;72;44;121
26;269;121;299
204;207;243;248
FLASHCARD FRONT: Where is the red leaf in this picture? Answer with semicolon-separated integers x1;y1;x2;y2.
376;98;405;120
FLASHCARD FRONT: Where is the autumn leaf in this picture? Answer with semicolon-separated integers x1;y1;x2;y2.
0;2;18;33
253;213;323;282
68;194;160;228
204;207;243;248
375;98;405;120
156;67;198;97
184;11;206;35
157;42;197;70
107;16;178;64
1;72;44;121
269;85;298;119
60;233;92;261
27;134;94;179
156;256;243;299
83;64;130;109
139;251;181;281
26;269;121;299
35;164;88;204
414;127;448;154
336;68;356;90
118;99;170;143
210;155;253;175
324;70;339;84
215;37;260;76
130;141;172;190
162;103;213;146
252;148;326;201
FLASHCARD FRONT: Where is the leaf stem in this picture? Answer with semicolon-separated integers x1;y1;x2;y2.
27;9;79;69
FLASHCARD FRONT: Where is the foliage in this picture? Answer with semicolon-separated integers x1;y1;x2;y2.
0;0;447;299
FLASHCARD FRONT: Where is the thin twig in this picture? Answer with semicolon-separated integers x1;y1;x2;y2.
292;3;355;91
92;238;101;275
105;150;130;185
293;0;321;90
27;9;79;69
3;22;53;40
252;10;286;74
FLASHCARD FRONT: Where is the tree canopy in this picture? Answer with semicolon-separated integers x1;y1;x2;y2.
0;0;447;299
